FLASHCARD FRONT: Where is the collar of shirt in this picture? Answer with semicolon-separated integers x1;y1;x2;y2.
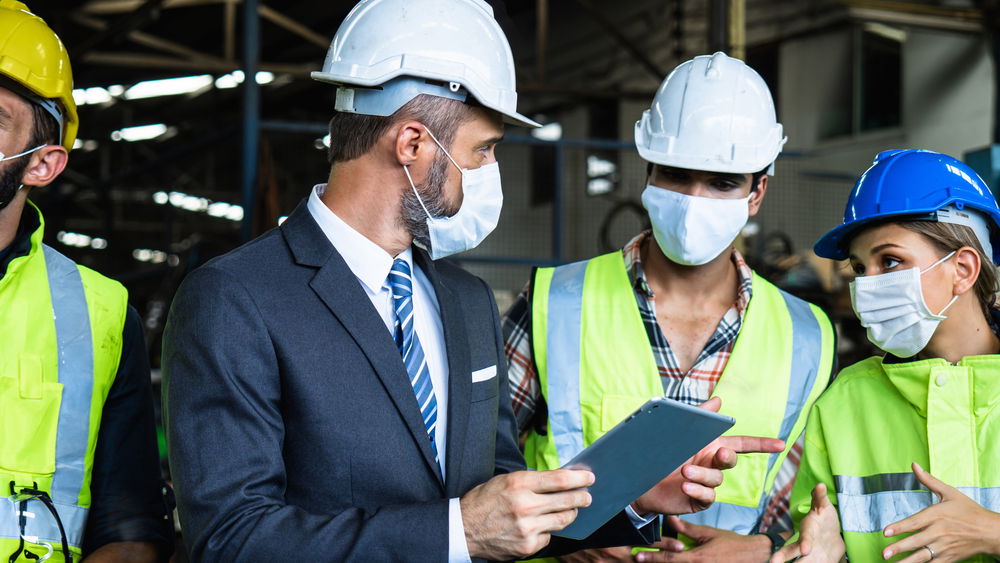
306;183;413;295
622;230;753;316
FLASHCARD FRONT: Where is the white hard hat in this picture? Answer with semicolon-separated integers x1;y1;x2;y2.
634;52;786;174
312;0;540;128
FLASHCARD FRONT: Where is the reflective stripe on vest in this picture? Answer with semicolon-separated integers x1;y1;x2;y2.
530;252;833;535
835;473;1000;534
683;291;823;533
0;497;88;547
0;246;94;548
44;245;94;516
545;259;588;465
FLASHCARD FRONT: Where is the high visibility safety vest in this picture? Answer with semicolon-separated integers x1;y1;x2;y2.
524;251;835;535
0;204;127;562
792;355;1000;562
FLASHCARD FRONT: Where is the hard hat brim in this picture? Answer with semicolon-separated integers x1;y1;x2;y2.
814;204;1000;263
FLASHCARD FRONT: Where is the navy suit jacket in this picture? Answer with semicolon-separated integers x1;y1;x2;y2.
162;201;657;561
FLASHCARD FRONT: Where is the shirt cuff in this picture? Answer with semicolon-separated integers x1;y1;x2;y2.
625;503;660;528
449;497;472;563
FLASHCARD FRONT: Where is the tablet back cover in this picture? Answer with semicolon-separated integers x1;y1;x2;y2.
553;398;735;540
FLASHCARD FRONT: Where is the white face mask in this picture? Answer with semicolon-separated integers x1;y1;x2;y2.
403;128;503;260
850;251;958;358
641;185;750;266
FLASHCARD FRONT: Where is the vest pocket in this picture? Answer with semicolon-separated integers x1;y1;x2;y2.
0;356;63;476
716;451;769;507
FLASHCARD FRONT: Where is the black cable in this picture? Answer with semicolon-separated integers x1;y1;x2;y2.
598;199;649;253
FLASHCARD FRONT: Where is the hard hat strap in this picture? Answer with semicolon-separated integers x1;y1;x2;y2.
0;75;65;145
333;76;468;118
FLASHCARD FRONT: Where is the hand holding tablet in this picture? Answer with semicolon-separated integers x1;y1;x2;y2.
554;397;785;540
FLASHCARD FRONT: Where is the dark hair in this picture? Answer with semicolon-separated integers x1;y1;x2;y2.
750;166;769;192
326;94;476;164
644;163;770;191
28;102;59;149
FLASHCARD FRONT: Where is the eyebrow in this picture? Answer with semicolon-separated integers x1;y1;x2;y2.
485;135;504;146
849;242;902;261
661;166;746;182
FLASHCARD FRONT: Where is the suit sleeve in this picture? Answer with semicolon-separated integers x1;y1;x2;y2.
163;266;449;562
481;279;660;555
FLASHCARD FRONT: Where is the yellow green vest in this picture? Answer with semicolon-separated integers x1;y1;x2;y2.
525;251;834;535
0;204;127;562
792;355;1000;562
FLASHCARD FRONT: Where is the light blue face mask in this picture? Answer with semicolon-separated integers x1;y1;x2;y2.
402;128;503;260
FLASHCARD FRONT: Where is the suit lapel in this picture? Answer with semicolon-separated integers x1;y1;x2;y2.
415;250;471;497
282;202;445;488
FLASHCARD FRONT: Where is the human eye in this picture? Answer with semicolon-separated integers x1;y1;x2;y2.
882;256;901;270
851;262;866;275
712;179;740;191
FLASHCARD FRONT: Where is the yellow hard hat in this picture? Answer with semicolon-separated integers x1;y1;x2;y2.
0;0;78;150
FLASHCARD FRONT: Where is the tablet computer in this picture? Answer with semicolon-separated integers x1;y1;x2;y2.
553;397;735;540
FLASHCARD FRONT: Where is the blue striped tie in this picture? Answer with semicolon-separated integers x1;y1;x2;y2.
388;259;441;472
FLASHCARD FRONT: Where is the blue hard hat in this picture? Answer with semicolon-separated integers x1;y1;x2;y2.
814;149;1000;262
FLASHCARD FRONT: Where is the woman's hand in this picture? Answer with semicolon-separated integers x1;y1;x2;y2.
882;462;1000;562
770;483;845;563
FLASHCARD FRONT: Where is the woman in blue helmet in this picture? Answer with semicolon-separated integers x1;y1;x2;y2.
772;149;1000;563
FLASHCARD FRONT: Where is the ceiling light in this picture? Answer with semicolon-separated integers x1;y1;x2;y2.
111;123;168;142
124;75;213;100
531;122;562;141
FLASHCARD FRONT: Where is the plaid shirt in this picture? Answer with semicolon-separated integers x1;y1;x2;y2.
502;230;798;533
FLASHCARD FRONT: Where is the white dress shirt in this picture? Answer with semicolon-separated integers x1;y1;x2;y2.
307;185;471;562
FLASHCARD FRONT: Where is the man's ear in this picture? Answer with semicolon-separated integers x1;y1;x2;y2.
748;175;768;217
952;246;981;297
394;121;433;167
20;145;68;188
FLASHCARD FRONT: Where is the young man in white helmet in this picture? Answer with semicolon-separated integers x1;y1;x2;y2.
162;4;784;562
504;52;836;562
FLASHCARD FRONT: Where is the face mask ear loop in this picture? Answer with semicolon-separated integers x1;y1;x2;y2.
403;165;434;221
919;251;959;317
922;250;957;274
936;294;959;317
0;145;46;162
422;127;463;173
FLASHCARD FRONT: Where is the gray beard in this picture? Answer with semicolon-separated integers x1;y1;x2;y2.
400;152;457;249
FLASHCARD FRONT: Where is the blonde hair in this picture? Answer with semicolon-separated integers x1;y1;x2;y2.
901;221;999;319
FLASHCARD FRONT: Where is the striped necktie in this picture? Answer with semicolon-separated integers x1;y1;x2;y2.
388;258;441;472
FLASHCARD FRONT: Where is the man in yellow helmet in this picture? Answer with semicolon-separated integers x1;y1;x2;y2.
0;2;173;561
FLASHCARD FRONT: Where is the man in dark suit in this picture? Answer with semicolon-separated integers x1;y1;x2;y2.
162;1;783;561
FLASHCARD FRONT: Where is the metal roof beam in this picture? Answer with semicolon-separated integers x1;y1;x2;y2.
73;0;167;58
571;0;666;80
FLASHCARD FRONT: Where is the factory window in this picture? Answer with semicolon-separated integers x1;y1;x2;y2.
747;42;780;115
859;23;903;132
586;102;620;197
820;24;903;140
